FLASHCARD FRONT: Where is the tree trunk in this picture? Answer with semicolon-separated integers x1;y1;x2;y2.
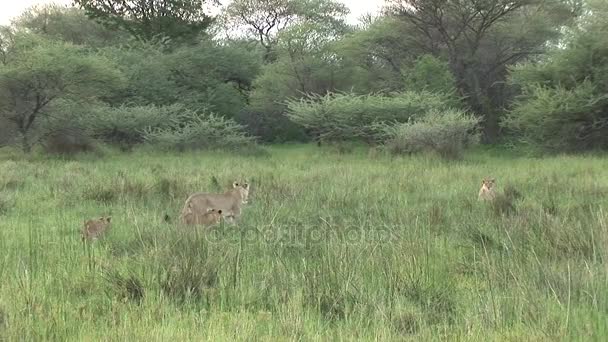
21;133;31;153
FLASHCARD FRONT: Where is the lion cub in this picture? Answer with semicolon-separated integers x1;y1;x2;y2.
81;216;111;241
478;178;497;201
181;206;223;226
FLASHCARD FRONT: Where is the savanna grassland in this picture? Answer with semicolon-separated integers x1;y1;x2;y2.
0;145;607;341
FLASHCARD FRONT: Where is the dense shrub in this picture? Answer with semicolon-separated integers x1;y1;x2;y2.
235;108;309;143
42;128;96;155
286;91;453;143
503;0;608;152
82;104;182;150
0;118;17;147
142;110;255;151
403;54;461;107
503;82;608;152
384;109;481;159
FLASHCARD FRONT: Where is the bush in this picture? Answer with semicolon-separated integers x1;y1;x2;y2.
286;91;453;143
42;128;96;156
82;103;183;150
403;54;461;107
503;82;608;152
504;1;608;152
235;108;309;143
142;110;255;151
384;109;481;159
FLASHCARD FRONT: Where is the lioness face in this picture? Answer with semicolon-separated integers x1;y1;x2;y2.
481;178;495;190
83;216;111;240
233;181;250;204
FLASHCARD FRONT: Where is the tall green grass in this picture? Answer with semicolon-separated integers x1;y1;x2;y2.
0;145;606;340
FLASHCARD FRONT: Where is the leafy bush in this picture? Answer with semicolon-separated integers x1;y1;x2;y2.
235;108;309;143
384;109;481;159
42;128;96;156
503;82;608;152
503;1;608;152
286;91;453;143
403;54;461;107
81;104;183;150
142;110;255;151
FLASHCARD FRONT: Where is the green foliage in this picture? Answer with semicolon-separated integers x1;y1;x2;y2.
335;16;420;92
245;17;353;142
384;109;481;159
286;91;453;142
99;39;262;118
0;34;125;152
81;104;183;150
166;41;262;118
12;4;127;47
504;1;608;152
224;0;349;61
98;43;180;107
504;82;608;152
386;0;579;141
74;0;215;42
142;111;256;151
404;55;460;102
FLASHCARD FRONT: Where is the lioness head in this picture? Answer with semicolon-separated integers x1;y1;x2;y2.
82;216;111;241
86;216;111;227
232;181;250;204
481;178;496;190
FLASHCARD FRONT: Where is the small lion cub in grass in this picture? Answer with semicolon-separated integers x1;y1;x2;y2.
81;216;111;241
478;178;497;201
181;206;224;226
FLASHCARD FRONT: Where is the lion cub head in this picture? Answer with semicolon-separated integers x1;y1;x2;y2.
232;181;250;204
182;207;223;226
81;216;111;241
478;177;497;201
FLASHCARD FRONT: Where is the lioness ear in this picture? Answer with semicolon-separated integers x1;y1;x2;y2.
243;183;249;189
106;217;112;223
233;182;239;188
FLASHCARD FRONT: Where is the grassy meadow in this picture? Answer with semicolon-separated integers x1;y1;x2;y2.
0;144;607;340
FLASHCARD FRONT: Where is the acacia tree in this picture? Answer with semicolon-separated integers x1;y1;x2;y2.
223;0;349;62
13;4;127;47
385;0;579;142
73;0;215;42
0;34;125;152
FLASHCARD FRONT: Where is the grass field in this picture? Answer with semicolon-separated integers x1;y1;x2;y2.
0;144;607;340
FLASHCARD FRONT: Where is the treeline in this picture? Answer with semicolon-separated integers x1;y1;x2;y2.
0;0;607;156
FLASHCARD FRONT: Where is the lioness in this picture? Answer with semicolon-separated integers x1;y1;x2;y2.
181;207;223;226
81;216;111;241
181;181;250;223
478;178;497;201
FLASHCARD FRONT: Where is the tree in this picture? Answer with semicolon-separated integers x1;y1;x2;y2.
0;34;125;152
503;0;608;152
0;26;15;65
74;0;215;42
12;4;127;47
385;0;579;142
223;0;349;61
335;16;421;92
